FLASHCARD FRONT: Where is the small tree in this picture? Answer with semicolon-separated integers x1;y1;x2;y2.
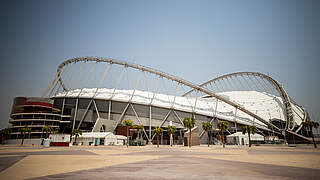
167;125;177;147
217;121;229;148
241;125;256;147
133;125;144;146
153;127;163;148
0;128;11;144
28;127;32;139
202;122;213;147
19;126;31;146
42;125;53;139
184;117;196;148
123;120;133;147
71;129;82;145
303;120;319;148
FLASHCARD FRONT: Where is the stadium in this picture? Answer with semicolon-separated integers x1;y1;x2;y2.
7;57;313;145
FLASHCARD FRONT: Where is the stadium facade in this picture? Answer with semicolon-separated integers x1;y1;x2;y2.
7;57;313;144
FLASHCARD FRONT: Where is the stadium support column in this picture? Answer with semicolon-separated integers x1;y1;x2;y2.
149;106;152;144
108;101;111;121
214;98;219;121
234;107;238;132
61;98;65;120
72;98;79;130
93;100;100;119
180;129;183;146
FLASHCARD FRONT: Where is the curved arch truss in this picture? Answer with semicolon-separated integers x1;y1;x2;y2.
183;72;308;133
43;57;309;136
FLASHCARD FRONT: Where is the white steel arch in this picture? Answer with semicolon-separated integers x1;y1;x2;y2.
44;57;286;133
183;72;308;132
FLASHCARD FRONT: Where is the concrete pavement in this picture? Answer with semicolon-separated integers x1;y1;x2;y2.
0;145;319;180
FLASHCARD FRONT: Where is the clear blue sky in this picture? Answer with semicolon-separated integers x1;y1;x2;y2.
0;0;319;129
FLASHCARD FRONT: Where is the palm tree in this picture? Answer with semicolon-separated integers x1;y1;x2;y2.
303;120;319;148
71;129;82;145
202;122;213;147
26;127;31;140
19;126;31;146
167;125;177;147
133;125;144;146
183;117;196;148
153;127;163;148
42;125;53;139
241;125;256;147
123;120;133;147
0;128;11;144
217;121;229;148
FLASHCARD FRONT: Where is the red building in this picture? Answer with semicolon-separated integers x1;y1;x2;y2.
9;97;70;139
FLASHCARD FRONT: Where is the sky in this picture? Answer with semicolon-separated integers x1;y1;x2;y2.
0;0;319;129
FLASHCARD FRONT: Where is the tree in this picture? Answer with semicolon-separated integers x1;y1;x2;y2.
202;122;213;147
217;121;229;148
167;125;177;147
123;120;133;147
26;127;31;140
184;117;196;148
42;125;53;139
153;127;163;148
303;120;319;148
241;125;256;147
133;125;144;146
19;126;31;146
71;129;82;145
0;128;11;144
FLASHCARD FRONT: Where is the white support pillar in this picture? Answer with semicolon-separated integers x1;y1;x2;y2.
149;106;152;141
234;107;238;132
72;98;79;130
93;100;100;119
108;101;111;121
60;98;65;120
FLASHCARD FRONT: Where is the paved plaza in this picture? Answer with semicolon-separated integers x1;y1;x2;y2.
0;144;319;180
